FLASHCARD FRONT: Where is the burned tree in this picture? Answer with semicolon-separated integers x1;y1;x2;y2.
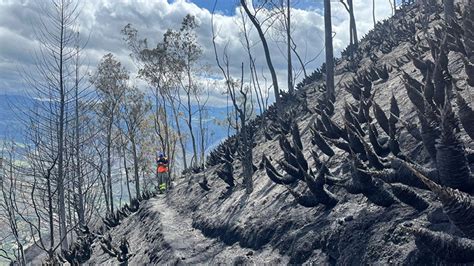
19;0;89;258
324;0;335;99
120;87;151;198
240;0;281;105
0;142;26;264
339;0;359;53
212;8;255;194
92;54;128;215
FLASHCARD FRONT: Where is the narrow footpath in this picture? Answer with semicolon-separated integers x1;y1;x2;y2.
149;195;287;264
88;195;286;265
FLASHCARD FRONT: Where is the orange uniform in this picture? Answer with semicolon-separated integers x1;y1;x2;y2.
157;156;169;173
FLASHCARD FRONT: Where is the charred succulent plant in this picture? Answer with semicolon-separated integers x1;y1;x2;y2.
266;127;339;208
198;176;211;191
389;94;400;134
390;183;429;211
402;225;474;263
368;123;390;157
300;167;339;207
216;161;235;188
456;92;474;140
418;110;440;163
345;125;368;160
263;155;299;185
372;100;390;135
359;132;387;170
344;103;366;137
310;126;335;157
103;213;120;229
345;154;397;207
377;65;390;81
285;187;321;208
435;102;473;191
404;76;426;112
406;162;474;238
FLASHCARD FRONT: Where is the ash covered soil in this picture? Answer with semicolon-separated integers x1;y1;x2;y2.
88;196;287;265
86;1;474;265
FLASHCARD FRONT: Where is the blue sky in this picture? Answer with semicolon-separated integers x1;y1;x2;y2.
0;0;394;104
186;0;237;15
188;0;323;15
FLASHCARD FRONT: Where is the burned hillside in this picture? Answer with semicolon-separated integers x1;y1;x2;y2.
17;0;474;264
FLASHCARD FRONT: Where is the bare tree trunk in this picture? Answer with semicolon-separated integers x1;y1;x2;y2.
373;0;376;27
198;108;206;166
92;54;128;212
349;12;353;49
290;37;308;78
74;46;85;226
388;0;395;15
122;145;132;203
185;85;198;167
324;0;335;99
241;127;253;194
161;98;172;173
348;0;358;48
211;9;254;194
240;0;281;105
194;92;208;167
130;135;140;196
57;1;68;251
239;7;265;114
286;0;293;94
168;96;187;169
46;167;55;262
106;119;114;215
95;145;110;213
237;65;254;194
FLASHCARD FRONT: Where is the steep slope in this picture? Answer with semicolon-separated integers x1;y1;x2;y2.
82;1;474;265
87;196;287;264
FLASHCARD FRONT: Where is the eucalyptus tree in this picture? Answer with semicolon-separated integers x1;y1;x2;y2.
122;24;186;171
123;15;209;171
92;53;128;216
120;87;152;196
169;15;203;168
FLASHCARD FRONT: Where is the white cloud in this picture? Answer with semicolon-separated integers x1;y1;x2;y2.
0;0;393;105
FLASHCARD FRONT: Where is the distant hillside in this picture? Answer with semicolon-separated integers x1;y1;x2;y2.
0;94;231;151
0;94;34;142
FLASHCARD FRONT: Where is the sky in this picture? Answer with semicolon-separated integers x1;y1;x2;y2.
0;0;396;107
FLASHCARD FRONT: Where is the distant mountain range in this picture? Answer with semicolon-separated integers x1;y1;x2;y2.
0;94;33;142
0;94;232;154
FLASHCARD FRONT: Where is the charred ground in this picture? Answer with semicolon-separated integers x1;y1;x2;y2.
59;1;474;264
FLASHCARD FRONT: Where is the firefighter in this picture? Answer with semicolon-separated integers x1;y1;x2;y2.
156;152;169;193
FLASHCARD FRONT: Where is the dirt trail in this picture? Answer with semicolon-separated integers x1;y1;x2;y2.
88;194;288;264
149;195;287;264
150;196;217;264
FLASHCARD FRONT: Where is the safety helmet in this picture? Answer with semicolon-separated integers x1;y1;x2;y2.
159;152;164;157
